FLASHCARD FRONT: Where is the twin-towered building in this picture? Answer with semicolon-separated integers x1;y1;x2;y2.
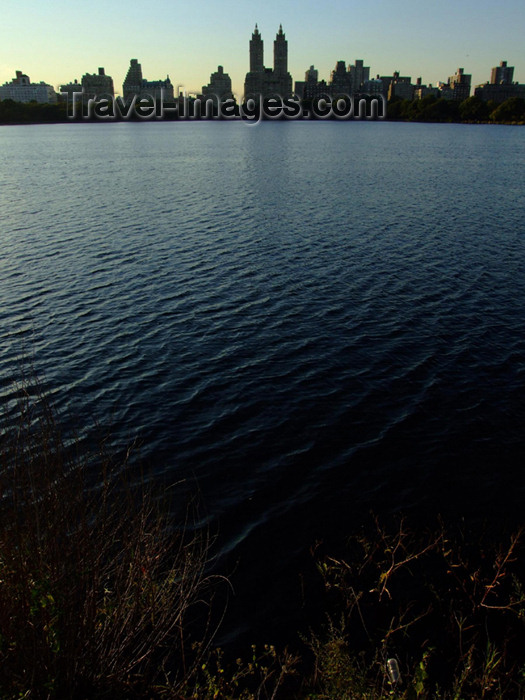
244;24;293;99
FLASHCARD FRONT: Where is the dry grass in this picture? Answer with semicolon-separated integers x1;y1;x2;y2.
303;516;525;698
0;377;217;698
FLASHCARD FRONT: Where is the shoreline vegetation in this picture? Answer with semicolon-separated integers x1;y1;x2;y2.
2;379;525;698
0;95;525;125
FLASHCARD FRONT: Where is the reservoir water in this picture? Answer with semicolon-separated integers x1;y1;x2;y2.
1;120;525;642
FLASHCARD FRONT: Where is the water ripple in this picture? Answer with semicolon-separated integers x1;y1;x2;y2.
2;121;525;640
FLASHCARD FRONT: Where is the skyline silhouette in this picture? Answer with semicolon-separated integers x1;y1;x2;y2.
1;0;524;99
1;39;522;105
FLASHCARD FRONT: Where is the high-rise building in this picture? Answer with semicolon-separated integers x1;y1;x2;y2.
250;24;264;73
413;77;440;99
330;61;351;95
123;59;174;101
123;59;143;99
82;67;114;100
244;25;293;100
305;65;318;83
202;66;232;100
274;25;288;77
298;65;320;99
387;72;414;100
490;61;514;85
349;60;370;93
0;70;57;104
363;76;385;96
474;60;524;103
304;79;332;101
59;79;83;100
448;68;471;101
475;82;525;104
294;80;305;98
60;69;114;103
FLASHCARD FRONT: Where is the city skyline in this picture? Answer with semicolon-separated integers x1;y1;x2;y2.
1;0;524;99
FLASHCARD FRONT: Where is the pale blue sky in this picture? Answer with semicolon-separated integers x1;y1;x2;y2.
1;0;524;97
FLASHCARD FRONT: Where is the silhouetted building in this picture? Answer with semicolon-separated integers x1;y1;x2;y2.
379;75;392;98
202;65;232;100
304;79;332;101
387;72;414;100
474;61;525;103
82;67;114;100
413;77;440;99
363;77;384;96
59;79;83;100
330;61;351;95
437;81;454;99
491;60;514;85
123;59;174;101
475;82;525;103
244;25;293;100
294;81;304;97
0;70;57;103
448;67;471;101
349;60;370;93
298;65;320;99
305;65;318;83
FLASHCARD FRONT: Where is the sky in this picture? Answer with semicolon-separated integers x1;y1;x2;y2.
1;0;524;98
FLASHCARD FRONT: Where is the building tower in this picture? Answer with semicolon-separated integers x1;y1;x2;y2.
330;60;350;95
305;65;318;83
274;25;292;97
122;58;174;101
490;61;514;85
202;66;232;98
123;59;143;100
349;60;370;94
448;67;471;101
250;24;264;73
82;67;114;100
244;24;292;100
274;24;287;76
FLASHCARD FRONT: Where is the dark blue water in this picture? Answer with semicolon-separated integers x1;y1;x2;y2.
1;121;525;642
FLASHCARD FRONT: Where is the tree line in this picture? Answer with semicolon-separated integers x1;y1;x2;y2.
0;94;524;124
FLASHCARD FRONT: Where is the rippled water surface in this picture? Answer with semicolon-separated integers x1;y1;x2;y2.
1;121;525;640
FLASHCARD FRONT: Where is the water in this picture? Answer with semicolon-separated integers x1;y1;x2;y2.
1;120;525;642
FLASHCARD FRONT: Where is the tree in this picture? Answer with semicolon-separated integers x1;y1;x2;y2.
490;97;525;123
459;95;490;122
